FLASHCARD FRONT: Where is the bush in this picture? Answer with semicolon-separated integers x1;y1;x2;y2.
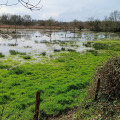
0;53;5;58
87;50;98;56
61;47;66;51
41;52;46;56
54;49;61;52
93;43;109;50
83;41;92;47
9;50;26;55
23;55;31;59
93;56;120;100
10;67;25;75
67;49;76;52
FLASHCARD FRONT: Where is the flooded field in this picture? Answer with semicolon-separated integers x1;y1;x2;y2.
0;29;120;56
1;29;120;120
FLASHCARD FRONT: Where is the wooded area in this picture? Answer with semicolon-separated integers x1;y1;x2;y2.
0;11;120;32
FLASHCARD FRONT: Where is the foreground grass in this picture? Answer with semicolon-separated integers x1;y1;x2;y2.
0;49;119;120
73;39;120;120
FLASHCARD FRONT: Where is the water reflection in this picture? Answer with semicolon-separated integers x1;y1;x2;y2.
0;29;120;55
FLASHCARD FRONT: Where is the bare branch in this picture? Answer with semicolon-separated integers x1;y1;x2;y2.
0;1;20;6
0;0;42;11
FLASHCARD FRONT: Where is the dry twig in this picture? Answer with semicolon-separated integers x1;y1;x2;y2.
0;0;42;11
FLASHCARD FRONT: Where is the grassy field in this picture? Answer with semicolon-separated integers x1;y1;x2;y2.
0;39;120;120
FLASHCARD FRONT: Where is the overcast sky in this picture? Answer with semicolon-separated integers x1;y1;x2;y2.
0;0;120;21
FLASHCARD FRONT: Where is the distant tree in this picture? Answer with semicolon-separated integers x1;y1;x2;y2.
93;19;101;31
87;17;95;31
37;20;46;26
71;19;79;33
109;10;120;21
87;11;120;32
23;15;32;26
0;14;9;24
10;15;18;24
101;17;112;32
78;21;84;31
46;18;56;41
46;18;56;26
108;11;120;32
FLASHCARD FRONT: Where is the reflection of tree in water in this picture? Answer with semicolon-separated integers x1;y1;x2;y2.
14;35;18;46
37;30;45;36
104;33;110;39
1;34;9;39
24;35;31;40
11;34;22;39
49;29;52;42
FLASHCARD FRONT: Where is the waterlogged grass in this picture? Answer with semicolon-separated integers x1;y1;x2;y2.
23;55;31;60
93;39;120;51
83;39;120;51
0;53;5;58
0;50;114;120
0;38;120;119
9;50;26;55
41;52;46;56
75;39;120;120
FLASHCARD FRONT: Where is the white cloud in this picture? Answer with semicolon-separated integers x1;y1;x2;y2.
0;0;120;21
41;12;59;19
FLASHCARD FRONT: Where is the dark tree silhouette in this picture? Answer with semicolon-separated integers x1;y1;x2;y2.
0;0;42;11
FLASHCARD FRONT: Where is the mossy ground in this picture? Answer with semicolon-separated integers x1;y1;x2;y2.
0;39;120;120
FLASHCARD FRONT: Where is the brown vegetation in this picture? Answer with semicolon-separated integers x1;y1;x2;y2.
93;56;120;101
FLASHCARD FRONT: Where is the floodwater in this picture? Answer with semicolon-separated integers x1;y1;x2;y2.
0;29;120;56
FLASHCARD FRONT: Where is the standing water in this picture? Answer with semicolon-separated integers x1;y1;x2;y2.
0;29;120;56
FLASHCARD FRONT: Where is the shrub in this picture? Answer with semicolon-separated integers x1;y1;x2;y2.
23;55;31;59
87;50;98;56
67;49;76;52
93;56;120;100
0;53;5;58
61;47;66;51
93;43;109;50
0;64;11;69
54;49;61;52
11;67;24;75
41;52;46;56
92;40;120;51
83;41;92;47
9;50;26;55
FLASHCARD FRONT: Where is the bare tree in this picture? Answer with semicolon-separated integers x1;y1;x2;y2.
0;0;42;11
109;10;120;21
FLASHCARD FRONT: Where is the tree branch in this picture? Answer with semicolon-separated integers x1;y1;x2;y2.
0;0;42;11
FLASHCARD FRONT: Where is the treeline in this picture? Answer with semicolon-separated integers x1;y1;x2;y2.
0;14;33;26
87;11;120;32
0;14;85;31
0;11;120;32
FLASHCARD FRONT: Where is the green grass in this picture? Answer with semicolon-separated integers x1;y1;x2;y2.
0;38;120;120
75;39;120;120
87;49;98;56
93;39;120;51
0;50;115;120
83;39;120;51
